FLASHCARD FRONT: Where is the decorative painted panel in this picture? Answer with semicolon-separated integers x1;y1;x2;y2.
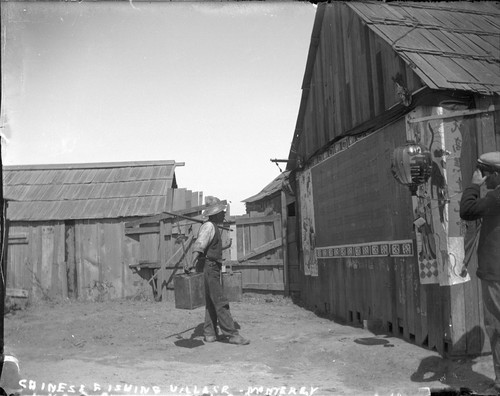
406;106;480;286
316;239;414;259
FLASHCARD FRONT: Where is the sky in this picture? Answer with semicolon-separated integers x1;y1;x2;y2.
1;1;316;215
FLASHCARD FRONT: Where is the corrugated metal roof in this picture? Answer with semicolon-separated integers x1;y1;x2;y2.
3;160;183;221
348;1;500;95
243;171;290;203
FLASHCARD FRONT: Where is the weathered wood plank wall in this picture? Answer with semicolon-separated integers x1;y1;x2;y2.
6;218;147;302
245;195;281;216
299;2;424;162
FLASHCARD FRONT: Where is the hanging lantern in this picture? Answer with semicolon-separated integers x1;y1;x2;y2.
391;141;432;195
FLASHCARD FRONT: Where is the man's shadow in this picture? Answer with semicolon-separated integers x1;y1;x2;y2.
410;326;495;394
171;320;242;348
171;323;205;349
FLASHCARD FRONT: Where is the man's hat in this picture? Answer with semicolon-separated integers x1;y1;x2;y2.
477;152;500;173
201;201;227;220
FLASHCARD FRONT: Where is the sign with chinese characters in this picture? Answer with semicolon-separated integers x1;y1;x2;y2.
406;107;470;286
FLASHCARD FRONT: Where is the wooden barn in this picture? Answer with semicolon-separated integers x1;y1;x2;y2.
2;160;205;302
285;2;500;356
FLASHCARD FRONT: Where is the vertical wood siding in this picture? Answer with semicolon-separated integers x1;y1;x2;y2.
6;218;147;302
74;219;144;300
298;3;424;163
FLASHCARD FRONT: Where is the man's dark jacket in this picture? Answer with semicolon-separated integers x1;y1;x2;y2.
460;185;500;281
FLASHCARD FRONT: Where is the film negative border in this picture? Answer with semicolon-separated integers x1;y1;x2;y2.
315;239;414;259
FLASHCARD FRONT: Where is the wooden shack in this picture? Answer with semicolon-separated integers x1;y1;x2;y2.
286;2;500;356
3;160;203;302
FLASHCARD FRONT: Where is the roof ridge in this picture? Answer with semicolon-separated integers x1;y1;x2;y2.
393;46;500;63
4;160;183;171
9;196;167;202
4;178;172;186
386;2;500;17
366;18;500;37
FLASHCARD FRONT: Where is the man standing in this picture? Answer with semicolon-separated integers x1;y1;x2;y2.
460;151;500;393
186;200;250;345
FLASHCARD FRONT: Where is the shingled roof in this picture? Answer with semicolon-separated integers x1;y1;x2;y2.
3;160;184;221
348;1;500;95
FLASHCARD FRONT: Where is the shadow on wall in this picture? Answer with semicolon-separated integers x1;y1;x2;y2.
410;326;495;394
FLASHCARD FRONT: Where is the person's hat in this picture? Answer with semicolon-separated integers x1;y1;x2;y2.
477;152;500;173
201;202;227;219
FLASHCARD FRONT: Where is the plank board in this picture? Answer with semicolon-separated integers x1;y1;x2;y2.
405;257;415;339
41;225;54;293
235;215;281;226
163;189;175;297
125;226;160;235
6;288;28;298
238;238;282;263
54;223;67;299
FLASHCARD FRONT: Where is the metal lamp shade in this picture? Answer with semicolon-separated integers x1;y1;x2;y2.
391;142;432;195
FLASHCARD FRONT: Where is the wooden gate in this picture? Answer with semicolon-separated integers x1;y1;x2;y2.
234;213;284;292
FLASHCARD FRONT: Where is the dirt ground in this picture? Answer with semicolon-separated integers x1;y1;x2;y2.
1;293;499;396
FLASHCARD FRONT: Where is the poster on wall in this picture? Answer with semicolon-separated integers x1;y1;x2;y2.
298;168;318;277
406;107;470;286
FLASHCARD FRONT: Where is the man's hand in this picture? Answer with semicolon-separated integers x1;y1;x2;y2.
184;251;201;274
184;266;195;275
472;168;487;186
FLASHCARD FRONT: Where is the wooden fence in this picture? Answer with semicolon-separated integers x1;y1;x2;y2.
124;201;233;301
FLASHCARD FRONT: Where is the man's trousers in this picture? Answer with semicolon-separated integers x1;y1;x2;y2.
203;259;239;338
